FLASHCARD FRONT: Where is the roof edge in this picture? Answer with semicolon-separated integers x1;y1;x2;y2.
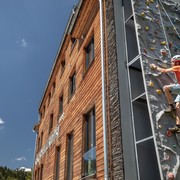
38;0;83;114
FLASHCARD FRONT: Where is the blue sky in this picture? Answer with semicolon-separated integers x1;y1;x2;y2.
0;0;78;169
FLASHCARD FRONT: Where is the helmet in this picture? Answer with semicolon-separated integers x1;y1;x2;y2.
171;55;180;65
171;55;180;62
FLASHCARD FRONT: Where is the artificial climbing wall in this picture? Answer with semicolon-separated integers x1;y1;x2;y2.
134;0;180;179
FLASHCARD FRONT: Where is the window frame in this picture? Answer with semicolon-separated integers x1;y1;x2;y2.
85;36;95;71
40;131;43;148
54;145;61;180
82;107;96;178
60;60;66;78
52;82;56;96
40;164;43;180
48;92;51;107
69;71;76;98
59;94;63;118
49;113;54;134
65;132;74;180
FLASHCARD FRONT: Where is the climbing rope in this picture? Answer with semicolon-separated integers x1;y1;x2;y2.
157;0;172;58
158;0;180;39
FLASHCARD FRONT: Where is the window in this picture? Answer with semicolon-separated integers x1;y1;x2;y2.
52;82;56;96
66;133;74;180
85;37;94;70
37;168;40;180
60;60;65;77
43;105;46;118
55;146;61;180
40;164;43;180
82;107;96;177
69;72;76;97
40;131;43;148
70;37;77;54
48;92;51;106
59;95;63;117
49;113;54;134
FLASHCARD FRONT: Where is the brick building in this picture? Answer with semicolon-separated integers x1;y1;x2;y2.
33;0;180;180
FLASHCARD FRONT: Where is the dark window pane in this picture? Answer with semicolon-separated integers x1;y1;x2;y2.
59;95;63;117
83;108;96;176
55;146;60;180
70;72;76;96
85;37;95;70
49;114;53;134
66;133;73;180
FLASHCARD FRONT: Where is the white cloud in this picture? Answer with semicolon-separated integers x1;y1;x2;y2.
0;118;5;125
0;118;5;129
17;38;28;48
15;157;27;161
21;39;28;47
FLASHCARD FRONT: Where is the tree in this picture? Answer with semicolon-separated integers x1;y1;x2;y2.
0;166;32;180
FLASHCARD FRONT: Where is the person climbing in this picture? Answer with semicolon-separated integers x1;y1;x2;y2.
151;55;180;133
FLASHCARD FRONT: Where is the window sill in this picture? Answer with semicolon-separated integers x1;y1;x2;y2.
81;173;96;180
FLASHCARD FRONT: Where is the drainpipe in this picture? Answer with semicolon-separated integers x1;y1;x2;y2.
99;0;109;179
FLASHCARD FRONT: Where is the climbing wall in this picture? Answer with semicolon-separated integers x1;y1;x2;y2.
134;0;180;179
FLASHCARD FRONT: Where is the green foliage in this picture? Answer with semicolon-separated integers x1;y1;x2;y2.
0;166;32;180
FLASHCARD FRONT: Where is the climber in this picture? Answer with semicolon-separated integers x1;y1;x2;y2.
151;55;180;132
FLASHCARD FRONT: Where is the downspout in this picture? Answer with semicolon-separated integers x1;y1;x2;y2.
99;0;109;179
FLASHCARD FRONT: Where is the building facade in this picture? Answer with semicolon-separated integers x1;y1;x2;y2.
33;0;180;180
33;1;105;179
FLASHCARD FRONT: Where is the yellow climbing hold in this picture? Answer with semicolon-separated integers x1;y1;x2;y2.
140;12;145;17
145;26;149;31
160;41;167;45
150;64;156;70
150;47;155;50
156;89;162;94
148;81;154;87
146;0;150;5
150;0;154;2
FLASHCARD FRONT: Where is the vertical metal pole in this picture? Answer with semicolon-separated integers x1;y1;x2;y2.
99;0;109;179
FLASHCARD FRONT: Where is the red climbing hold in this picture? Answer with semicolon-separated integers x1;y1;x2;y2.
166;130;172;137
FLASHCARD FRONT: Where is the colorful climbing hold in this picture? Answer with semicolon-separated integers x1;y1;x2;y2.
158;125;162;129
156;89;162;94
160;49;167;56
161;41;167;45
169;42;173;49
173;144;176;148
148;81;154;87
146;0;150;5
174;47;178;52
140;12;145;17
166;130;172;137
150;64;156;70
150;47;155;50
145;26;149;31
